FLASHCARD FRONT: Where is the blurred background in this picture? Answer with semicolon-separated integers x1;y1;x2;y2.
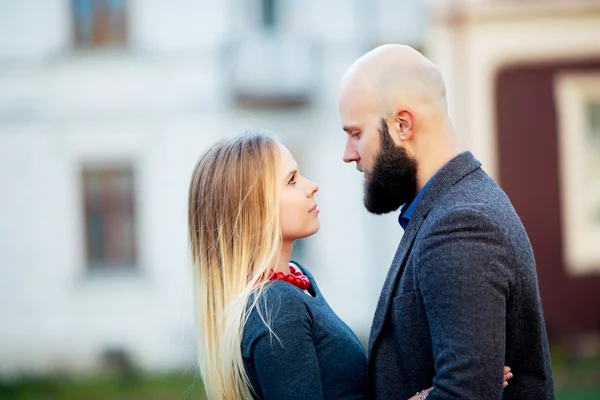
0;0;599;398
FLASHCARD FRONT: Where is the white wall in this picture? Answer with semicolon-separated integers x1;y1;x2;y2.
0;0;69;61
0;0;426;374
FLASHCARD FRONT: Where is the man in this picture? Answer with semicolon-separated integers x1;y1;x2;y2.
337;44;554;399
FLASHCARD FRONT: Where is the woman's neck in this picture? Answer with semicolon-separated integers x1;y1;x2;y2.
272;240;293;274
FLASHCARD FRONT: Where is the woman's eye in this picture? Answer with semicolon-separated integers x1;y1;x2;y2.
288;174;297;185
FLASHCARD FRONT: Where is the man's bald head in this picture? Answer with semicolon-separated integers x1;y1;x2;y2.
338;44;447;119
337;45;460;215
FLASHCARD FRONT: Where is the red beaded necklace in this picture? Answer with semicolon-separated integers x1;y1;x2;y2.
268;264;311;291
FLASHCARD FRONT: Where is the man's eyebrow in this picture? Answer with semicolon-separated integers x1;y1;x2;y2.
343;125;360;133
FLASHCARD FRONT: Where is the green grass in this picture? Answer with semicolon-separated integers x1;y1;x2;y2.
552;343;600;400
0;354;597;400
0;373;207;400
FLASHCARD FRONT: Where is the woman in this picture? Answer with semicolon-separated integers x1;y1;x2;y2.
187;132;512;399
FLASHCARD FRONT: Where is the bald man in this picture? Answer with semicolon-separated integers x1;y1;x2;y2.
337;45;554;399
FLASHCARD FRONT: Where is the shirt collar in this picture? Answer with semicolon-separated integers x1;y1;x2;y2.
398;168;442;230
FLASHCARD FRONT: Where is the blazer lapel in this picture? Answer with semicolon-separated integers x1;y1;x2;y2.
367;212;424;359
367;151;482;361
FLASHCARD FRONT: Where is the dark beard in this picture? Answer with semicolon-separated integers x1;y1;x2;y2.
364;118;418;214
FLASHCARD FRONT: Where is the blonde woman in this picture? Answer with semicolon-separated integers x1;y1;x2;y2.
187;132;512;399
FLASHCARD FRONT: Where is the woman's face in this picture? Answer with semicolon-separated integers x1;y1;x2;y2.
277;144;320;242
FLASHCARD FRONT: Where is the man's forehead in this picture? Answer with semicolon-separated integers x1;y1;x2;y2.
338;105;365;131
340;81;381;110
339;93;369;118
339;96;380;126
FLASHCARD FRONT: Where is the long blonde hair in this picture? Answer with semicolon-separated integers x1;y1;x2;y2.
188;133;281;399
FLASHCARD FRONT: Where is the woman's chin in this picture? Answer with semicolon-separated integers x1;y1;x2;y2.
294;224;320;241
310;224;320;236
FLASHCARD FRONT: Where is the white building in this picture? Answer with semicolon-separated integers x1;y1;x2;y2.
0;0;428;376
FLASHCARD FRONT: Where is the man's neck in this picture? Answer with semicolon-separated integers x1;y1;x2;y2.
416;136;461;192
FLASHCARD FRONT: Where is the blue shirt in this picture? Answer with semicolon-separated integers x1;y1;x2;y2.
399;169;442;230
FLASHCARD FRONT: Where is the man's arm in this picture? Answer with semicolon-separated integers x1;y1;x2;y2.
417;206;512;399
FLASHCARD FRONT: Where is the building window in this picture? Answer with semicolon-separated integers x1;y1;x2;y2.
72;0;128;49
261;0;277;30
82;166;137;270
585;101;600;224
555;74;600;275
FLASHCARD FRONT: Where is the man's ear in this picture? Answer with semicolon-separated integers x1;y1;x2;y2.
393;109;414;141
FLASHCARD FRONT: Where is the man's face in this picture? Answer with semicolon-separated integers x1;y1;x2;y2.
338;91;418;214
338;89;383;180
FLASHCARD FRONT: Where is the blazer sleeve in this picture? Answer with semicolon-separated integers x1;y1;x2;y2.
247;287;325;400
416;206;512;400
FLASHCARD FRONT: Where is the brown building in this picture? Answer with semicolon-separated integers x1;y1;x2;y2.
428;0;600;337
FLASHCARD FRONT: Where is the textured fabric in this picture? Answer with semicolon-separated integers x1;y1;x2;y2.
242;263;367;399
368;151;555;400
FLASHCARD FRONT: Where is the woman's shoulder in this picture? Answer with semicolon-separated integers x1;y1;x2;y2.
249;280;310;319
243;281;313;342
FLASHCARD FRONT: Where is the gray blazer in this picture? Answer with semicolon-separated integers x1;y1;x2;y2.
367;152;554;400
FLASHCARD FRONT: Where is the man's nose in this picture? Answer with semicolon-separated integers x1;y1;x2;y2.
343;140;359;164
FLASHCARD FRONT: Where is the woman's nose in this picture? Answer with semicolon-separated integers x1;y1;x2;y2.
306;179;318;197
